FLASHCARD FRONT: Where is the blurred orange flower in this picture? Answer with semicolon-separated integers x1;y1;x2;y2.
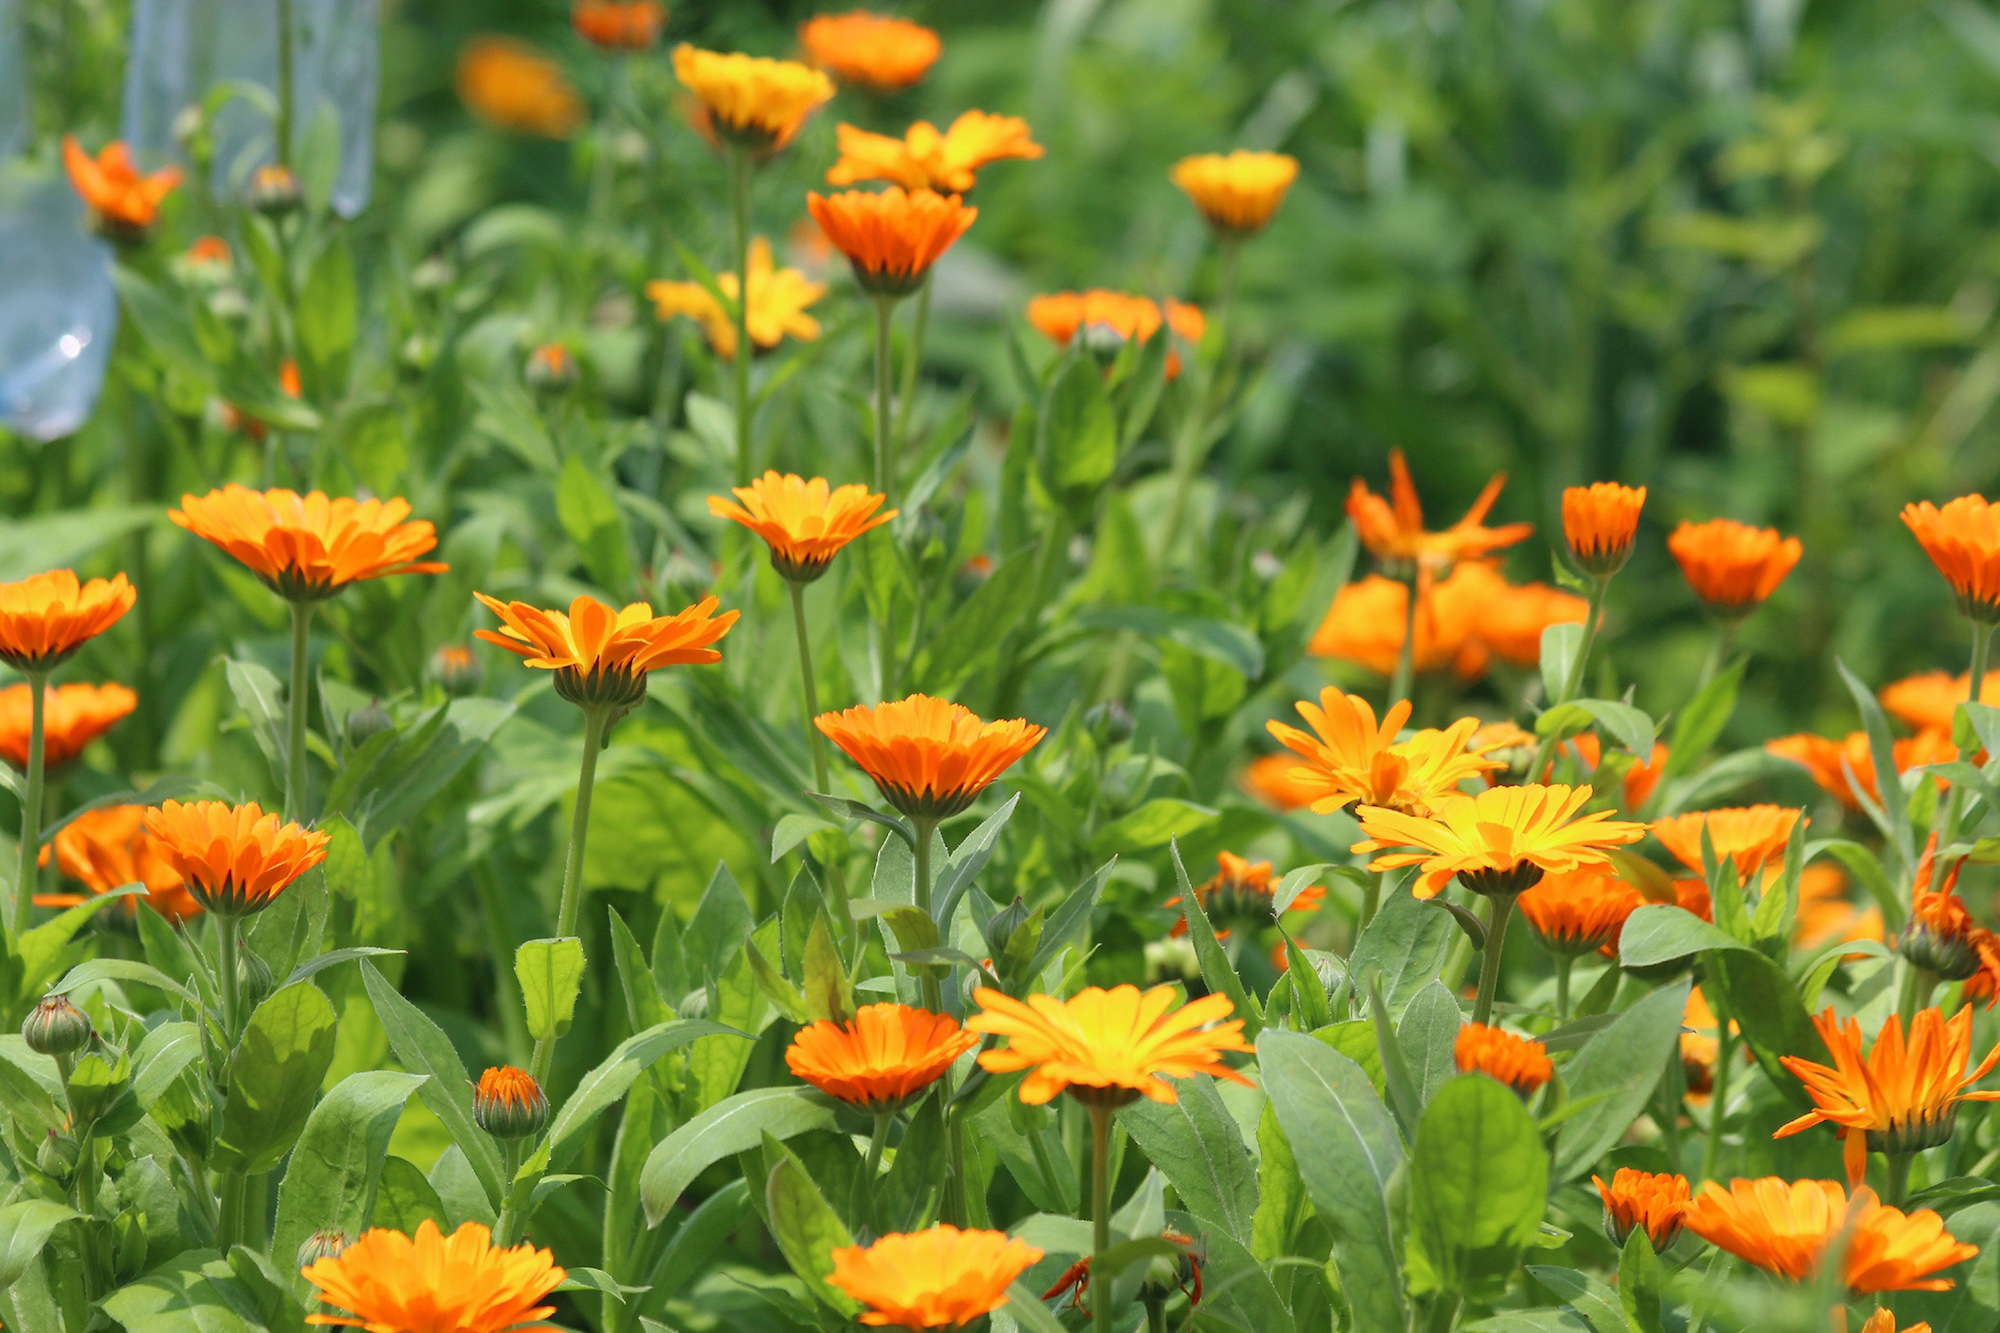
1684;1178;1975;1294
1166;850;1323;936
62;136;180;235
708;472;894;582
816;694;1042;820
647;237;825;358
1563;482;1647;578
1240;753;1320;811
1881;669;2000;732
1767;729;1956;810
828;112;1043;193
829;1226;1041;1329
573;0;665;50
0;681;136;768
1475;575;1589;667
1567;732;1668;809
674;45;833;151
1308;570;1490;680
808;188;976;297
0;570;136;674
1905;495;2000;623
1026;289;1204;378
1455;1022;1552;1095
36;805;201;923
1667;518;1801;614
1346;450;1532;577
1651;804;1802;880
457;36;586;138
800;11;942;91
1794;863;1883;953
172;486;446;602
1170;151;1299;235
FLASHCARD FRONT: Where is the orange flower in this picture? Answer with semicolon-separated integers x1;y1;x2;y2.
1882;669;2000;732
1353;783;1648;899
1902;838;1999;986
475;593;739;711
1904;495;2000;623
0;682;136;768
172;486;447;602
301;1219;564;1332
828;112;1044;194
35;805;201;923
62;136;180;236
799;11;942;92
1170;151;1299;236
1026;289;1204;378
1166;851;1324;937
1777;1006;2000;1185
1518;867;1643;955
473;1066;549;1139
709;472;895;582
674;45;833;152
1651;805;1802;881
187;235;233;268
1667;518;1801;614
456;36;585;138
815;695;1043;821
808;188;976;298
968;985;1252;1108
1563;483;1647;578
572;0;665;50
828;1225;1041;1329
1593;1168;1690;1250
1454;1022;1553;1095
143;800;330;917
1567;732;1669;810
1241;753;1320;811
1308;570;1490;680
1476;577;1589;667
1860;1314;1931;1333
1768;730;1957;810
0;571;136;674
1265;689;1498;816
1795;863;1885;954
647;237;825;359
1346;450;1532;577
786;1003;977;1112
1682;987;1722;1100
1683;1178;1975;1294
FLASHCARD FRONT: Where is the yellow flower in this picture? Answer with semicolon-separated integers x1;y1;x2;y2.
1170;150;1298;235
646;238;826;358
1353;783;1648;898
827;112;1044;194
1265;689;1498;816
708;472;895;582
673;45;833;152
968;985;1251;1108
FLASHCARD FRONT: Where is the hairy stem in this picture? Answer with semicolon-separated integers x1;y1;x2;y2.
1471;893;1514;1027
11;670;46;934
789;580;830;794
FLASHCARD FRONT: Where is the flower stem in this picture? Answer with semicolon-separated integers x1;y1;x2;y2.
217;913;242;1042
284;599;314;821
873;294;897;504
852;1110;893;1229
1694;617;1738;693
788;580;830;794
1389;572;1420;710
493;1138;528;1246
729;145;754;486
892;272;932;456
1883;1150;1913;1207
529;703;611;1086
1699;1026;1735;1184
1359;875;1382;931
11;669;47;934
1471;893;1514;1027
1897;964;1937;1022
1554;953;1573;1022
275;0;295;168
912;816;941;1014
1525;574;1607;786
1090;1104;1115;1333
1937;620;1993;858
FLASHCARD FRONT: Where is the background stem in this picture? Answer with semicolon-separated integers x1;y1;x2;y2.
789;580;830;793
285;600;314;821
11;671;46;934
729;147;754;485
529;704;610;1085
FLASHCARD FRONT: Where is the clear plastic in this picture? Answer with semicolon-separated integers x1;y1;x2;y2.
0;168;118;442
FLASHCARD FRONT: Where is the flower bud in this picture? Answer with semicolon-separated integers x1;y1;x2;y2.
247;164;303;217
984;896;1031;956
473;1066;548;1141
347;698;394;748
429;644;483;697
1084;700;1134;747
677;988;711;1019
1901;916;1984;983
297;1228;350;1269
237;948;276;1009
23;995;92;1056
524;343;579;394
38;1129;78;1180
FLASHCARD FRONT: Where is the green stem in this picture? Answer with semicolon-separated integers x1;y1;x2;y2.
1897;964;1937;1022
1525;574;1608;784
852;1110;893;1229
12;670;47;934
789;580;830;794
529;704;611;1085
217;914;242;1043
1090;1104;1115;1333
892;273;932;455
944;1102;970;1228
1554;953;1573;1022
1699;1026;1735;1185
1359;876;1382;931
275;0;295;168
729;145;754;486
912;818;940;1014
1471;894;1514;1027
284;600;314;821
474;865;533;1065
873;294;897;504
1146;1300;1168;1333
1156;240;1242;566
493;1138;528;1246
1694;618;1738;694
1938;621;1994;856
1884;1150;1913;1208
1389;572;1420;710
216;1167;248;1253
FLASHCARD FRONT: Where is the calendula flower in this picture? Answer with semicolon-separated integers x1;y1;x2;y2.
828;112;1044;194
1859;1313;1931;1333
475;593;739;711
1767;730;1957;811
1684;1179;1975;1294
829;1225;1042;1329
785;1003;977;1112
35;805;201;923
1902;838;1999;986
301;1219;565;1332
0;571;136;674
1518;867;1643;956
1563;482;1648;578
1904;495;2000;623
1353;783;1648;899
1239;753;1320;811
457;36;586;138
709;473;895;582
472;1066;549;1140
647;238;826;359
1795;863;1885;954
1651;804;1802;881
1026;289;1204;377
1476;575;1590;667
815;695;1043;821
1567;732;1669;810
808;187;977;298
1594;1168;1690;1250
1668;518;1801;615
1265;689;1498;816
523;343;578;394
674;45;833;152
1682;987;1722;1102
1308;570;1490;680
246;163;302;216
1455;1022;1553;1096
0;682;135;769
968;985;1252;1108
62;136;180;237
800;11;942;91
1346;450;1533;577
1777;1006;2000;1185
1170;150;1299;236
572;0;665;50
171;486;447;603
142;800;330;917
1881;669;2000;733
1166;851;1324;937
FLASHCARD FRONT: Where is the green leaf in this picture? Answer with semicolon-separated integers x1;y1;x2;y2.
916;545;1046;694
1537;699;1655;761
1526;1266;1631;1333
639;1086;840;1226
1464;1314;1596;1333
801;913;854;1024
1616;903;1757;967
1618;1229;1666;1333
1348;876;1455;1015
1121;1073;1258;1243
225;656;289;779
1407;1075;1549;1300
764;1136;863;1314
686;862;755;988
213;981;339;1174
1551;981;1689;1181
1837;656;1914;866
15;884;149;1001
1091;798;1219;856
297;236;357;386
111;266;217;388
1540;623;1584;704
1170;840;1261;1037
0;1199;79;1288
325;699;515;846
56;955;198;1008
1256;1029;1406;1331
360;962;504;1205
1072;606;1267;679
557;453;634;594
1398;980;1463;1110
371;1156;449;1235
516;937;587;1041
746;937;810;1022
271;1071;426;1274
102;1252;267;1332
549;1019;739;1156
1705;949;1830;1106
1037;354;1117;496
1664;659;1746;778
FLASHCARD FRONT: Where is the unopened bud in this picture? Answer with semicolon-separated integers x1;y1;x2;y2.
39;1129;78;1179
1084;700;1134;747
524;343;578;394
247;164;302;217
298;1228;350;1269
23;995;92;1056
473;1066;548;1141
984;896;1031;955
237;949;275;1008
347;699;394;747
428;644;482;698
